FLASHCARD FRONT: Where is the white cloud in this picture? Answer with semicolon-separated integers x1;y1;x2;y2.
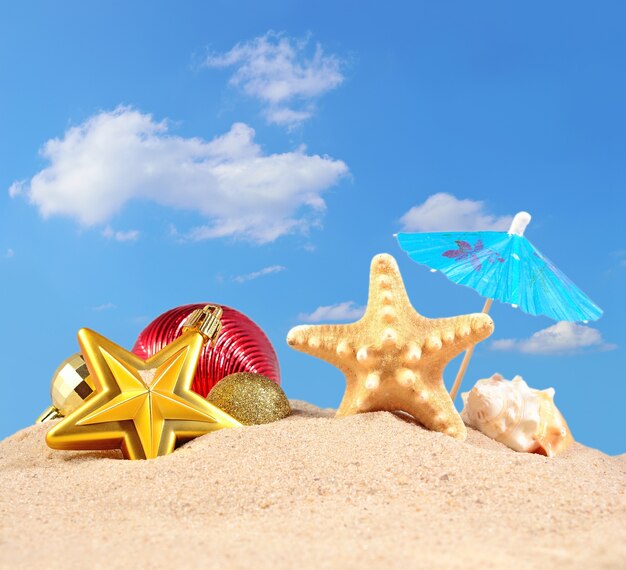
92;302;116;311
399;193;513;232
8;181;24;198
299;301;365;323
233;264;286;283
205;31;345;128
6;248;14;258
491;321;616;355
102;226;139;242
9;107;348;244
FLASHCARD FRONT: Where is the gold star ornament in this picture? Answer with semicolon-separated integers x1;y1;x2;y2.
287;254;495;440
46;306;241;460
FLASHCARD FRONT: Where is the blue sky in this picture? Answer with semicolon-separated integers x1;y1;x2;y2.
1;1;625;454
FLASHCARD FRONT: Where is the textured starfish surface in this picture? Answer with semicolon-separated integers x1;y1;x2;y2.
46;328;241;459
287;253;495;440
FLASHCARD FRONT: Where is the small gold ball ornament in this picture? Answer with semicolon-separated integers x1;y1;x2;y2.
51;353;95;415
206;373;291;426
36;353;95;422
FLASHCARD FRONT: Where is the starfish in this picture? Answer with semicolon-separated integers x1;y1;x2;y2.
46;328;241;460
287;253;494;440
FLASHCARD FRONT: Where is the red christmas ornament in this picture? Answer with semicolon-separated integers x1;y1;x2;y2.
132;304;280;397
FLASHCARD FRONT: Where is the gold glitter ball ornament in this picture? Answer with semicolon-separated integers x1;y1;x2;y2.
207;373;291;426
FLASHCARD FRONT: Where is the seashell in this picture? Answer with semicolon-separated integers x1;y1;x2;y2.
461;373;573;457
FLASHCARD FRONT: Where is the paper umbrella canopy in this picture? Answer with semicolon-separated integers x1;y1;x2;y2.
395;212;602;323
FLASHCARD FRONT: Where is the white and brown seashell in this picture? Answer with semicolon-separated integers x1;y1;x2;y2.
461;373;573;457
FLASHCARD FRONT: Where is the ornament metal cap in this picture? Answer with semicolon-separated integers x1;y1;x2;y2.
36;405;63;423
182;305;223;344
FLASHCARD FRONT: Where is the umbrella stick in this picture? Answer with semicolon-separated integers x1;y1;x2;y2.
449;298;493;400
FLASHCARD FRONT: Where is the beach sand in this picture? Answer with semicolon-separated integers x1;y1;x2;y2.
1;401;624;569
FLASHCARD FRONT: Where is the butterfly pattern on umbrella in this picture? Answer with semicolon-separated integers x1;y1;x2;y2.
442;239;505;271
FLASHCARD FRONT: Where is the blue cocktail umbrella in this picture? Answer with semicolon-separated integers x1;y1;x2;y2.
395;212;602;398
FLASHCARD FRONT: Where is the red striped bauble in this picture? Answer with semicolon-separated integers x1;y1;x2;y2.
132;304;280;397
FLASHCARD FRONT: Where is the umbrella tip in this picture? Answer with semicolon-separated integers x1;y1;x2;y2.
508;211;532;236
